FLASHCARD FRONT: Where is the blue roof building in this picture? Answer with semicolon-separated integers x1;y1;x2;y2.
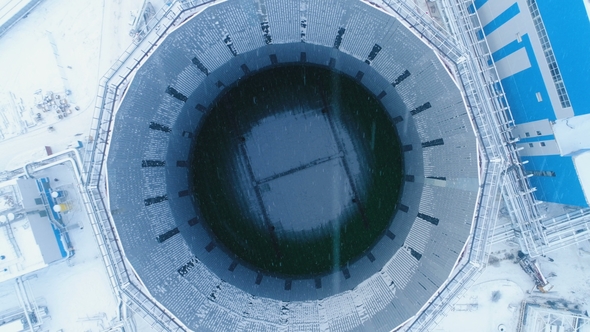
475;0;590;207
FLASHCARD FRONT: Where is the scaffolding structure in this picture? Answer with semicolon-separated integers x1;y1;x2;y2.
444;0;546;257
377;0;506;329
517;301;590;332
442;0;590;258
541;209;590;254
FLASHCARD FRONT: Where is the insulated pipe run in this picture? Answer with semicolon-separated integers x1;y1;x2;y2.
117;298;123;321
23;148;84;183
14;277;35;332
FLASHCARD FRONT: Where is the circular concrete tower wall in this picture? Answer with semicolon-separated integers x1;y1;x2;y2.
106;0;479;330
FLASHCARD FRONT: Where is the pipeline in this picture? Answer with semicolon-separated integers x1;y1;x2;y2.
14;277;35;332
23;148;84;183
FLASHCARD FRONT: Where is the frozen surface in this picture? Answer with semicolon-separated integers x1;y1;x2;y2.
239;109;363;233
245;110;339;181
262;158;354;233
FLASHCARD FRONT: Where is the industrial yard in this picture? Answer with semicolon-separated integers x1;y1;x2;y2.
0;0;589;331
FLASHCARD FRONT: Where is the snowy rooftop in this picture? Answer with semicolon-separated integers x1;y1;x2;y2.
0;178;64;283
553;114;590;206
553;114;590;156
0;180;49;282
0;217;46;283
574;152;590;208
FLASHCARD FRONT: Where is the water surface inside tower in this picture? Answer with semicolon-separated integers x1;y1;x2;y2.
189;65;403;276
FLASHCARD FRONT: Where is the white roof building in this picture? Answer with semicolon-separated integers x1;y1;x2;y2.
0;178;68;283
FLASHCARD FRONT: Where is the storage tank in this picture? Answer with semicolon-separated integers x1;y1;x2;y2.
50;191;65;198
52;203;70;213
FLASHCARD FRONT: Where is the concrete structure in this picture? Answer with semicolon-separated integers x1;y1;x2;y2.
0;0;589;330
88;0;502;330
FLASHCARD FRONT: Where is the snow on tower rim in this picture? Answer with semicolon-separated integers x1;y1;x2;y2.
98;0;482;330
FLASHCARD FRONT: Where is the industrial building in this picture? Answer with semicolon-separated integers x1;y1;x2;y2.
0;177;71;284
0;0;589;331
471;0;590;208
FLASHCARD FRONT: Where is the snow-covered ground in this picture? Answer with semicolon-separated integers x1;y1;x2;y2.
1;0;589;332
433;235;590;332
0;0;167;172
0;0;166;331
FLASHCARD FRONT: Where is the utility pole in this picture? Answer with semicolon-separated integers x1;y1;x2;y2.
46;30;73;102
